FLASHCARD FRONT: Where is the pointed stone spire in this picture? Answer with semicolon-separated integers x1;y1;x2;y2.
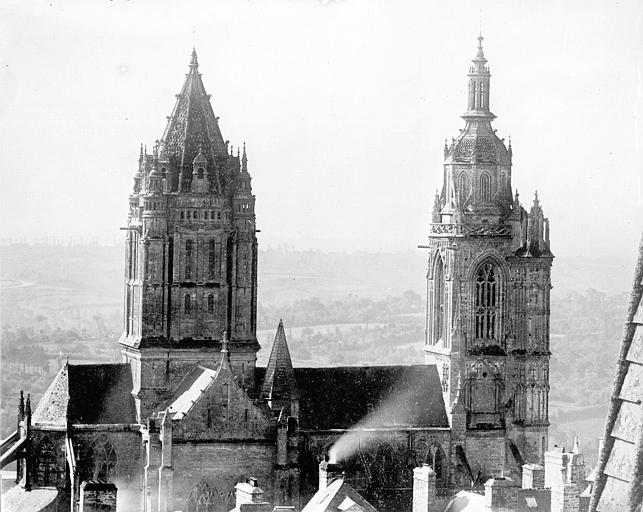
18;390;24;423
161;48;227;178
432;191;441;223
25;393;32;421
241;142;248;173
261;320;299;400
189;47;199;69
572;435;580;454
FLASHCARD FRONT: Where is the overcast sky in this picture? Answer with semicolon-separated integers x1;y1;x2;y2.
1;0;641;258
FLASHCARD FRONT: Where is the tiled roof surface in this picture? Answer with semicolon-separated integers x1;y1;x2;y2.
256;364;448;430
449;121;510;165
591;233;643;512
32;363;136;426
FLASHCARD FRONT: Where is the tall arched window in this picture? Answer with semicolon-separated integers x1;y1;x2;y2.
373;443;396;488
34;437;57;487
208;239;216;279
432;256;445;345
480;173;491;203
184;294;192;315
480;82;485;108
475;262;498;341
207;294;215;314
91;436;117;481
185;239;193;279
425;443;446;487
458;173;468;204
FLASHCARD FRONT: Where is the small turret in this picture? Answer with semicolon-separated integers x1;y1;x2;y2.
432;191;441;223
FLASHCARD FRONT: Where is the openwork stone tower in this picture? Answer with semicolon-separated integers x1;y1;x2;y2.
423;36;553;482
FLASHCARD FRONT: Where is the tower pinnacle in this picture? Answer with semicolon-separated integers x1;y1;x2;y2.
189;47;199;69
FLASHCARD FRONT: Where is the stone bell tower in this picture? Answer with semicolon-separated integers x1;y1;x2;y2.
423;36;553;482
119;49;259;419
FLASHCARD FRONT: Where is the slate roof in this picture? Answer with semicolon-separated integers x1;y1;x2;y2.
32;363;136;426
301;478;378;512
256;364;448;430
590;232;643;512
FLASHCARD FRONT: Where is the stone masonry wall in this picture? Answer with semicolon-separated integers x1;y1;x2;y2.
171;442;277;511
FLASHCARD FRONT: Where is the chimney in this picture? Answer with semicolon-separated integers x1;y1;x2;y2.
413;464;437;512
319;456;343;490
234;478;272;512
544;446;568;489
79;481;117;512
484;477;518;512
522;463;545;489
551;483;580;512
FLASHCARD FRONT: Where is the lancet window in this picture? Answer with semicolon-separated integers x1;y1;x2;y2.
432;255;445;345
208;239;216;279
91;436;117;481
474;262;498;341
458;173;468;204
34;437;57;487
185;239;193;279
480;173;491;203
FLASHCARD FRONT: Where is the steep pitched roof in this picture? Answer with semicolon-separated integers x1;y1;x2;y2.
256;365;448;430
31;363;136;426
301;479;377;512
590;232;643;512
160;49;227;170
32;364;69;427
261;320;299;400
163;364;217;421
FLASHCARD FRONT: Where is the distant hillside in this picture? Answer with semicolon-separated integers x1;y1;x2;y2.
0;241;634;466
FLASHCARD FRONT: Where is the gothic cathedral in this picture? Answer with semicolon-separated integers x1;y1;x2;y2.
423;36;553;480
4;36;557;512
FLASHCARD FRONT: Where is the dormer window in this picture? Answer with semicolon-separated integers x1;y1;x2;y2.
197;167;204;179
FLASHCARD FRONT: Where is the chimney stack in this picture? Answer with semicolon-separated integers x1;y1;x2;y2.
413;464;437;512
319;456;343;490
484;477;519;512
233;478;272;512
522;463;545;489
